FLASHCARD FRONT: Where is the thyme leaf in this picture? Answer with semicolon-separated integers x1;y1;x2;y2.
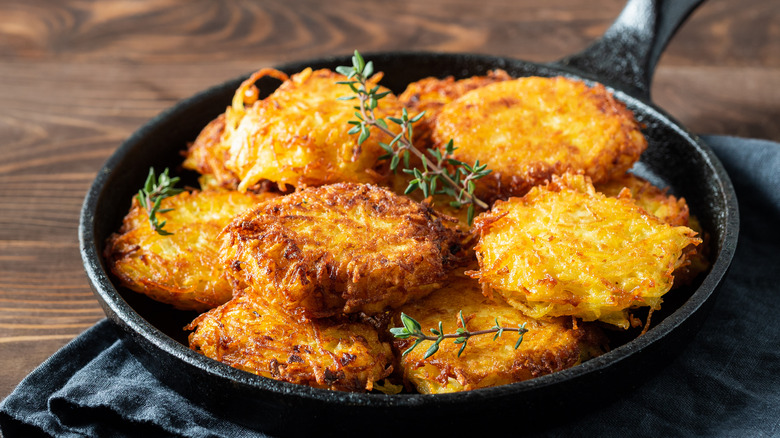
337;50;492;224
391;311;529;359
135;167;183;236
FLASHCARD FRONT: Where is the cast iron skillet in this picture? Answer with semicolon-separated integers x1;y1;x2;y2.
80;0;738;435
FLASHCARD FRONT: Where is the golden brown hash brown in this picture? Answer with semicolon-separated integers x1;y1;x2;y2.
104;189;276;311
186;67;402;193
183;68;290;191
432;76;647;202
595;172;710;285
392;270;606;394
183;113;237;191
104;63;717;394
397;70;513;147
221;182;466;320
471;173;701;329
595;172;691;227
187;290;394;392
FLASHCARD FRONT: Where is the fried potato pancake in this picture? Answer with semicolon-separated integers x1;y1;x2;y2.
104;189;275;311
182;113;240;190
432;76;647;201
220;68;402;192
471;173;701;328
595;172;690;227
398;70;513;147
187;290;394;392
596;172;710;285
221;183;466;319
392;271;606;393
183;68;291;191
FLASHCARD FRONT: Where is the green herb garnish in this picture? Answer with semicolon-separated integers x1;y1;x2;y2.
336;50;491;225
135;167;183;236
390;311;528;359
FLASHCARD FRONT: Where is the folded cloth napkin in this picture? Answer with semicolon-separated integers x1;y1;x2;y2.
2;135;778;438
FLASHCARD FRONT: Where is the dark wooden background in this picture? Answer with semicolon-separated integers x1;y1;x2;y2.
1;0;778;399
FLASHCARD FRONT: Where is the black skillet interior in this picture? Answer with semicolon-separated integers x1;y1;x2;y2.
80;0;738;435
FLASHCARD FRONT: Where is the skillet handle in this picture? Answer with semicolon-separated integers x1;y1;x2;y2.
554;0;704;100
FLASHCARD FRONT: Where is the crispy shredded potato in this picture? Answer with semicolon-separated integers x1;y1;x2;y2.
182;113;240;190
596;172;710;284
187;290;394;392
381;71;514;230
393;271;607;393
183;68;291;190
186;67;403;192
398;70;513;148
433;76;647;202
595;172;690;227
104;189;276;311
221;182;466;319
107;63;715;394
471;173;701;328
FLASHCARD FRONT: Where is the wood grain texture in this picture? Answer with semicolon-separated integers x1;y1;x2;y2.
0;0;778;399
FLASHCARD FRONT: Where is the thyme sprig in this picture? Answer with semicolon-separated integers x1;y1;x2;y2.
390;311;529;359
135;167;183;236
336;50;491;224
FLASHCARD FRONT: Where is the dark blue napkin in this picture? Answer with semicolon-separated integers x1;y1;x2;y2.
2;135;778;438
0;321;254;438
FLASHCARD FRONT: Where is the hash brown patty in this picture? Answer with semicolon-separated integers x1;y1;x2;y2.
432;76;647;202
221;183;466;319
187;290;394;392
470;173;701;328
104;189;275;311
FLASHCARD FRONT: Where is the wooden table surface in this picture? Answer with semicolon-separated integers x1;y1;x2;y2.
1;0;778;400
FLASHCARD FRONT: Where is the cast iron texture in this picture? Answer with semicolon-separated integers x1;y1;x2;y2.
79;0;738;435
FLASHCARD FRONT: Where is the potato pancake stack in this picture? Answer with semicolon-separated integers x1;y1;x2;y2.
433;76;647;201
471;173;701;328
184;68;402;192
187;290;394;392
106;61;713;394
104;190;275;311
221;182;466;319
392;271;606;394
